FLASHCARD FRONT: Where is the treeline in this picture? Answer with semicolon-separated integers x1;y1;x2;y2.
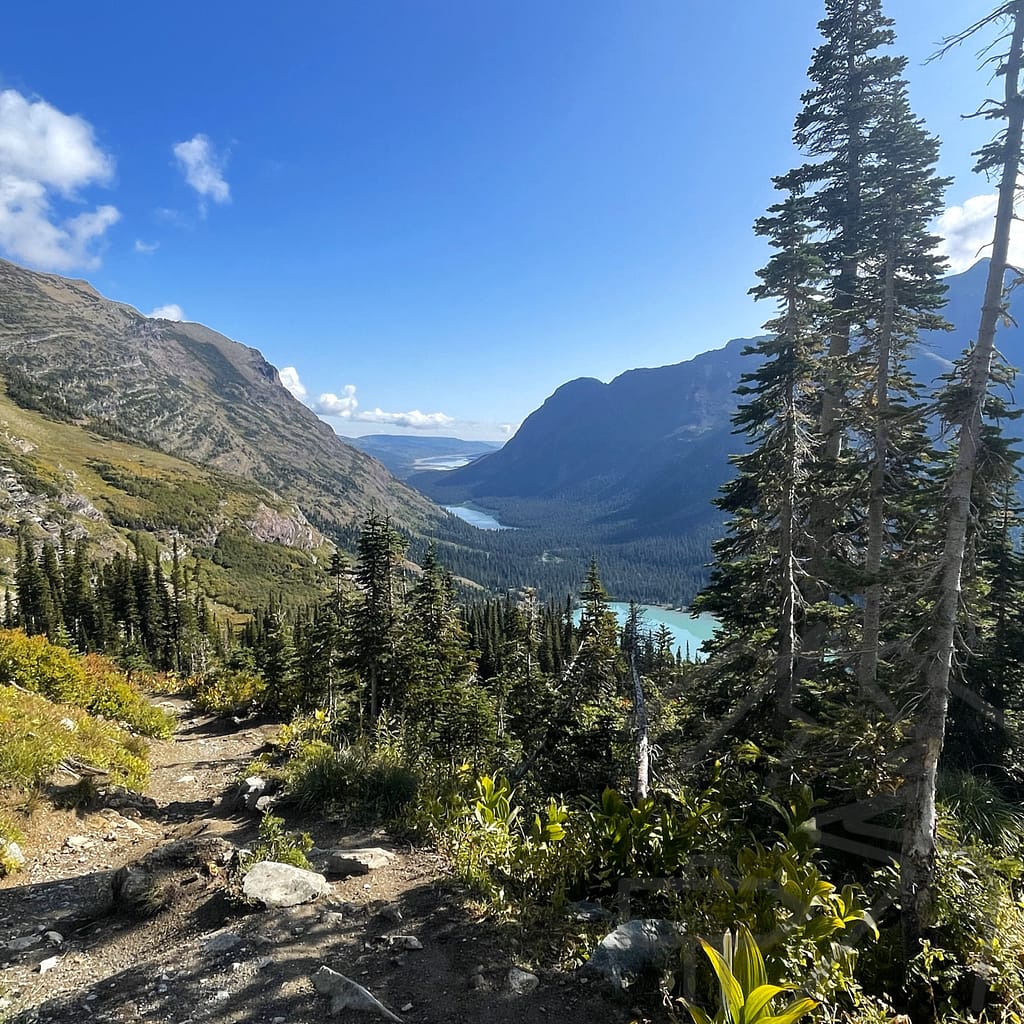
403;505;718;606
7;526;221;674
681;0;1024;1009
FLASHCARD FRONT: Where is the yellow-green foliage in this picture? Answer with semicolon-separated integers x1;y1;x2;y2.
0;631;174;737
0;685;150;791
684;925;817;1024
192;668;268;717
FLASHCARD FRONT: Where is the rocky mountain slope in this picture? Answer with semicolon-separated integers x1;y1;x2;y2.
0;384;334;610
0;259;439;536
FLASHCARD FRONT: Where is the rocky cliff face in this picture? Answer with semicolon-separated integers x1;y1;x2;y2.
0;258;440;533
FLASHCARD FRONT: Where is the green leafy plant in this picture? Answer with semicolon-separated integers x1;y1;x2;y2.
439;773;580;912
683;924;817;1024
241;812;313;871
586;780;729;885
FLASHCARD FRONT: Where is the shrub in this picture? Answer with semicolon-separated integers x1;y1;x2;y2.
241;812;313;871
0;685;151;791
193;668;267;717
869;843;1024;1016
437;773;581;912
0;631;174;738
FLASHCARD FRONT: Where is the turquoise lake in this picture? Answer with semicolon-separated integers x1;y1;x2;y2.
574;602;718;661
444;505;511;530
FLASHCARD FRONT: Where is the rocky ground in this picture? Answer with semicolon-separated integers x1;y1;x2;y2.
0;700;665;1024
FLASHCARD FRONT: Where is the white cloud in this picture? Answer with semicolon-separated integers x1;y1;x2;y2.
935;184;1024;274
356;407;456;429
498;422;517;436
148;303;184;321
134;239;159;254
173;134;230;208
279;366;307;400
279;367;455;431
314;385;359;417
0;89;119;271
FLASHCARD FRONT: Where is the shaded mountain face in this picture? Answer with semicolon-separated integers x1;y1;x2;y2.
413;261;1023;602
0;259;439;533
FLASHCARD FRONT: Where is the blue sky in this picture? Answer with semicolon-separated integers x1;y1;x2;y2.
0;0;1009;440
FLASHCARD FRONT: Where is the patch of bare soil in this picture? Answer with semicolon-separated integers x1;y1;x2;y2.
1;700;657;1024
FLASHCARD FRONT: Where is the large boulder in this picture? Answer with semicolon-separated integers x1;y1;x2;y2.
582;918;684;989
242;861;329;908
325;847;396;876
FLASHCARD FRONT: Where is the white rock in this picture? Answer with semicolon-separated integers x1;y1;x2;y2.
582;918;684;989
508;966;539;995
38;955;60;974
311;965;403;1021
387;935;423;950
242;861;329;908
325;847;396;876
1;841;25;872
44;931;63;946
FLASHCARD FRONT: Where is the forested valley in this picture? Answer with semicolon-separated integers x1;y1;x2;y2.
6;2;1024;1023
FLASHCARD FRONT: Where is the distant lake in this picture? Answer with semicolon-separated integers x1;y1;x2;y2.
415;455;474;471
445;505;512;530
573;602;718;661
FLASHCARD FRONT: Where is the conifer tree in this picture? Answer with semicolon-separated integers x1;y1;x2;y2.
853;77;950;694
695;191;824;730
900;0;1024;959
350;509;406;726
781;0;916;683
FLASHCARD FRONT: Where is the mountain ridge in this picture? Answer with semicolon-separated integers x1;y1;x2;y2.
0;257;439;535
411;260;1023;602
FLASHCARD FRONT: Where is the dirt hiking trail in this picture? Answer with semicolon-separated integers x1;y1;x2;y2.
1;698;653;1024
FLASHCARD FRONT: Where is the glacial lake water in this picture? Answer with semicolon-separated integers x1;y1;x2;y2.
415;455;474;471
445;505;512;530
574;602;718;661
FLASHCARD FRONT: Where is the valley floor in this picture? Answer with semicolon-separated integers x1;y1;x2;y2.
0;701;643;1024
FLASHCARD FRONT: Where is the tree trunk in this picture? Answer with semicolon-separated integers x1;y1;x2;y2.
775;294;801;730
858;200;898;695
901;1;1024;963
630;652;650;800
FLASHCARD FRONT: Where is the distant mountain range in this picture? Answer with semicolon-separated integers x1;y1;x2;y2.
412;260;1024;604
345;434;500;481
1;254;1016;611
